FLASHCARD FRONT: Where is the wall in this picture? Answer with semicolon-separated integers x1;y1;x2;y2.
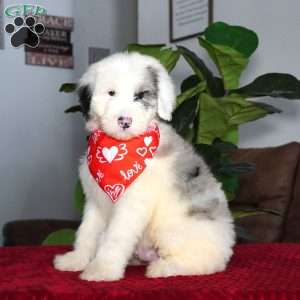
74;0;137;79
0;0;80;246
138;0;300;147
0;0;137;245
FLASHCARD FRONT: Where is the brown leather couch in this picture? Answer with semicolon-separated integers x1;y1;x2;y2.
232;142;300;243
3;142;300;246
2;219;79;246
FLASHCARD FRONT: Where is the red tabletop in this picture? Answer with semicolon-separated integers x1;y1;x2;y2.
0;244;299;300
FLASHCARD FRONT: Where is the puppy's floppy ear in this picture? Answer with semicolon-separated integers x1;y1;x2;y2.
148;64;176;121
77;85;91;119
77;64;97;119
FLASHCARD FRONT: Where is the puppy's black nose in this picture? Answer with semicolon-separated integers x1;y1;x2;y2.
118;116;132;129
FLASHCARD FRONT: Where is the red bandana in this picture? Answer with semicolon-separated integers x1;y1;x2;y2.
87;123;160;202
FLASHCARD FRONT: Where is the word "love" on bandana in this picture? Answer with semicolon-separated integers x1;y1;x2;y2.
87;124;160;202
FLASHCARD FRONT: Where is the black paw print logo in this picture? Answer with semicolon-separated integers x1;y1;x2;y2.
5;16;45;48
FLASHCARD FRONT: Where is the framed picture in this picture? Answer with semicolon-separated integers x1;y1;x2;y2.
170;0;213;42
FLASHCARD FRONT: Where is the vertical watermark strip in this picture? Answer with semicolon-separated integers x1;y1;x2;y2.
0;0;4;49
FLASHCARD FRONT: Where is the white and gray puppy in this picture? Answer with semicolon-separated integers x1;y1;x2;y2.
54;52;236;281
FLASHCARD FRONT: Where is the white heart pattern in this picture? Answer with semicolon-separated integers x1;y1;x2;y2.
104;184;125;202
149;146;157;157
136;147;148;157
102;146;118;163
144;136;153;147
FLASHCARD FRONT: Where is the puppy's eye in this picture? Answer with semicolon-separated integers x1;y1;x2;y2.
134;90;149;101
108;90;115;96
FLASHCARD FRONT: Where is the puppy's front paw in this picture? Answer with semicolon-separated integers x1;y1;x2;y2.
80;260;123;282
54;251;89;272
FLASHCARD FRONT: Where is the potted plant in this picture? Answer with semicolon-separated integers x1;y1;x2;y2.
43;22;300;245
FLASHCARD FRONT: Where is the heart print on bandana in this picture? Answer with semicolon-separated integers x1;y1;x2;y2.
144;136;153;146
87;124;160;202
102;146;118;163
136;135;154;157
96;143;128;164
104;184;125;200
136;147;148;157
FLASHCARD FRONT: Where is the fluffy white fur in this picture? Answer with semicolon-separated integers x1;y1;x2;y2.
54;52;236;281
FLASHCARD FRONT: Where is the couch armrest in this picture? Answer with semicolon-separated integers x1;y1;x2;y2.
2;219;80;246
283;155;300;242
232;142;300;243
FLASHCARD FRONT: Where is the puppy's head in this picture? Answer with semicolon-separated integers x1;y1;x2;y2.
77;52;176;140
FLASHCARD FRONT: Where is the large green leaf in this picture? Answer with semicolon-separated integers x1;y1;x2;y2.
197;93;272;144
181;75;201;93
194;139;238;172
218;162;255;176
222;126;239;145
194;139;252;202
42;229;76;245
74;180;85;214
232;207;281;219
176;82;205;106
204;22;259;58
199;38;249;90
232;210;264;219
127;44;180;72
59;83;77;93
197;93;229;144
220;94;271;126
178;46;225;97
194;143;221;171
210;138;238;153
172;97;199;138
217;174;239;196
232;73;300;99
251;101;282;114
64;105;82;114
220;176;239;201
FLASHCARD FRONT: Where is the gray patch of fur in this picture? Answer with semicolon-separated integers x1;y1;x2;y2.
188;198;220;220
157;123;224;218
146;66;159;96
134;66;159;109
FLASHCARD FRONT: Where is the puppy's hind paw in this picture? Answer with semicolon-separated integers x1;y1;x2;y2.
146;259;179;278
54;251;89;272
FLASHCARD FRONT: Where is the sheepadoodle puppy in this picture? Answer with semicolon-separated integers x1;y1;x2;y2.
54;52;235;281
